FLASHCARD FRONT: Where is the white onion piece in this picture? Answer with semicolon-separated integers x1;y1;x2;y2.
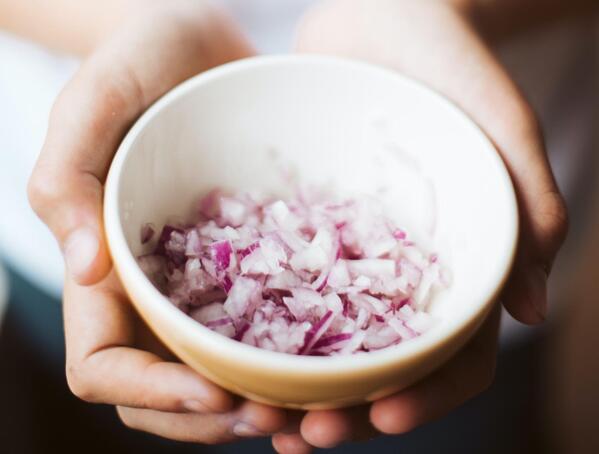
347;259;395;279
328;260;351;287
223;277;259;319
220;197;247;226
405;311;437;333
289;244;328;272
191;303;235;337
266;270;302;290
323;293;344;315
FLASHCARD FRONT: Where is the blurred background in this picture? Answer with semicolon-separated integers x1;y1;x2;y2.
0;1;597;453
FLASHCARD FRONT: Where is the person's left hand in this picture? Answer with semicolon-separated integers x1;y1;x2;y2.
273;0;568;451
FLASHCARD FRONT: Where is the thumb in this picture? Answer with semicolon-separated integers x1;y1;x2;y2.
28;2;255;286
27;71;137;285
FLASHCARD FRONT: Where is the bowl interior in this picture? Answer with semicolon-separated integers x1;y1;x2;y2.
107;55;517;369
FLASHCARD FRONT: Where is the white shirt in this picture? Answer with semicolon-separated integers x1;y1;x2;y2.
0;2;596;343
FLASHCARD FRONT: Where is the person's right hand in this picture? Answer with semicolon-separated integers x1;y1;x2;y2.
28;0;290;445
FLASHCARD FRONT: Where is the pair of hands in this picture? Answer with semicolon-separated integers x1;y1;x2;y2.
28;0;568;452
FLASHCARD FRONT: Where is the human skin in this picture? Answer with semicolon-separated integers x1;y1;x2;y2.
3;0;584;451
273;0;571;450
28;0;292;445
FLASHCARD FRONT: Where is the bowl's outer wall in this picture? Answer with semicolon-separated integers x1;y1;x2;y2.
117;264;491;409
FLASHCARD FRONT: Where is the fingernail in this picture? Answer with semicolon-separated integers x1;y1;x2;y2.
183;399;210;413
528;266;548;320
232;422;265;437
64;228;98;279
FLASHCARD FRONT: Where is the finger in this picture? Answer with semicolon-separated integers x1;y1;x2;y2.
296;306;498;448
272;410;313;453
117;400;287;444
501;260;549;324
294;0;568;324
370;304;501;434
300;405;376;449
272;433;314;454
28;3;253;285
63;273;232;412
232;400;289;437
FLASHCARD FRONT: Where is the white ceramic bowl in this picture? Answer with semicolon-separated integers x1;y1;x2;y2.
104;55;518;409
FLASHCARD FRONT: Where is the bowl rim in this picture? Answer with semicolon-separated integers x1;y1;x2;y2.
104;54;519;375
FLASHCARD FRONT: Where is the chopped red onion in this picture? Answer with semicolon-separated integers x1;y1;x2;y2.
313;332;353;349
210;240;233;273
139;189;447;355
300;310;335;354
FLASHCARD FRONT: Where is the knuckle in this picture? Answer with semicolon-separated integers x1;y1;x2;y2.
78;60;144;124
538;190;569;253
27;93;75;218
65;362;96;402
27;166;62;218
